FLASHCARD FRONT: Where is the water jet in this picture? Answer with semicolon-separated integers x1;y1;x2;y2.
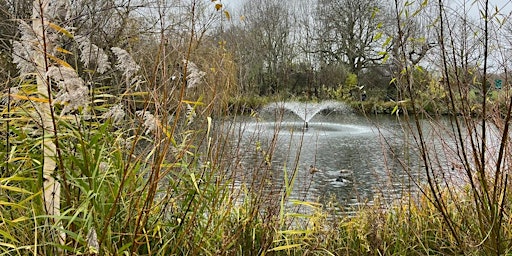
263;100;350;124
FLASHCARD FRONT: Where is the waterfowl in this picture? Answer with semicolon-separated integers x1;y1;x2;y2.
309;165;319;174
334;169;352;183
335;176;351;183
338;169;353;178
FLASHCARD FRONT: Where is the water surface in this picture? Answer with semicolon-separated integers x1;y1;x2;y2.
222;108;426;213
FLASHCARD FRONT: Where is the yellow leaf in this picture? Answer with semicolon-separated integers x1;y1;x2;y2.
0;185;32;194
268;244;302;251
55;46;73;55
121;91;149;97
279;230;312;235
0;201;18;207
47;54;73;68
190;173;201;195
181;100;204;105
0;242;17;249
11;216;30;223
215;3;222;11
7;157;32;163
9;94;49;103
224;10;231;20
47;22;74;38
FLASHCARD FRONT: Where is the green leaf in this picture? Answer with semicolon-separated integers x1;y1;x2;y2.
0;185;32;194
190;173;200;195
0;229;19;243
268;244;302;251
383;36;392;47
391;105;399;115
279;230;312;235
374;32;382;41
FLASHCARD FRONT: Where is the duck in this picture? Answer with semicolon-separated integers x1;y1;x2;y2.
335;176;351;183
335;169;352;183
338;169;353;178
309;165;320;174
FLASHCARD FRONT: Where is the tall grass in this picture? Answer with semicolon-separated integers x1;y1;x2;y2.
0;1;282;255
3;0;512;255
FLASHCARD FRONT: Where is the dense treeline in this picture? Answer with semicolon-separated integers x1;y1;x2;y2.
3;0;510;111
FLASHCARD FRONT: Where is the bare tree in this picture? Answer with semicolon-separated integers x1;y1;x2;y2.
316;0;388;75
237;0;294;95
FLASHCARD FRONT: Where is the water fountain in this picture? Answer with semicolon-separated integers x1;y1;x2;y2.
227;100;415;214
254;100;368;136
263;100;350;127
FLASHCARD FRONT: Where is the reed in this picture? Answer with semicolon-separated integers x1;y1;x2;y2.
3;0;512;255
0;2;279;255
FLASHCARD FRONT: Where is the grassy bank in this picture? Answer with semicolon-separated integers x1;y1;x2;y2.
4;88;512;254
3;1;512;254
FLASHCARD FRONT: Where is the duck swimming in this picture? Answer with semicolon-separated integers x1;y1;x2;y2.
335;169;352;183
338;169;353;178
309;165;319;174
335;176;351;183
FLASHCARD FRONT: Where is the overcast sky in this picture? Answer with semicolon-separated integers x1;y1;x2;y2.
222;0;512;17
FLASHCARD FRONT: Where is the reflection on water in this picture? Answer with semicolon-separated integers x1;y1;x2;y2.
223;111;423;213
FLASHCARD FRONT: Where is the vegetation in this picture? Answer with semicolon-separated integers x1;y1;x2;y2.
1;0;512;255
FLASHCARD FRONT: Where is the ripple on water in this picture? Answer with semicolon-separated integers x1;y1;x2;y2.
241;121;374;137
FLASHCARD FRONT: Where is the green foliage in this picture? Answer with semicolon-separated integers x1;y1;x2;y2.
345;73;358;88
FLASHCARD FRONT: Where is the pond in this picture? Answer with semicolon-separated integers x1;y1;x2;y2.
221;102;426;214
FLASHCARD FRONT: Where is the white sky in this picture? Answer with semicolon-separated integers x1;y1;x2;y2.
450;0;512;18
223;0;512;15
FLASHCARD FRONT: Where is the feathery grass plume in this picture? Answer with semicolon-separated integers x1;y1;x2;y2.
46;0;68;21
182;59;206;89
111;47;140;81
102;103;125;124
1;86;19;105
11;21;38;75
186;103;196;124
87;227;99;254
75;35;110;74
136;110;158;134
47;66;89;115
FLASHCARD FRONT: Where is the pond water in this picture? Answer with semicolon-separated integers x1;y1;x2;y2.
222;103;426;213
